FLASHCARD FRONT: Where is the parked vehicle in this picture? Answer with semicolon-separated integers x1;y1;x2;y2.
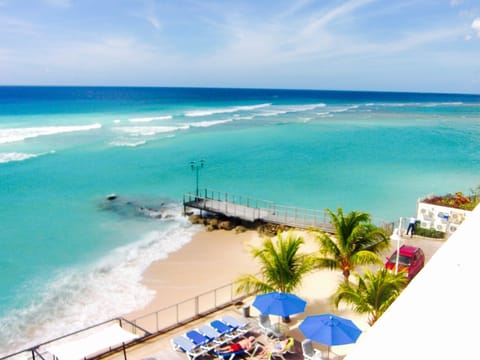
385;245;425;280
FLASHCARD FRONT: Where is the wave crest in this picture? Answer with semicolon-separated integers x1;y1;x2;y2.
0;124;102;144
185;103;271;117
128;116;173;123
0;150;55;164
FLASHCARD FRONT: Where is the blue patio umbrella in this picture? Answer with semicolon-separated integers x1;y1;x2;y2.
299;313;362;358
252;292;307;318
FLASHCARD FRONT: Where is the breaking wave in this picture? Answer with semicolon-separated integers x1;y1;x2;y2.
0;150;55;164
0;124;102;144
0;212;199;356
184;103;271;117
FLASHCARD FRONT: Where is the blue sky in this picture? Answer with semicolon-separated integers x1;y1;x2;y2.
1;0;479;93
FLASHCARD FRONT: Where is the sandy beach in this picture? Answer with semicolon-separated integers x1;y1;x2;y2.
124;229;264;320
123;227;377;357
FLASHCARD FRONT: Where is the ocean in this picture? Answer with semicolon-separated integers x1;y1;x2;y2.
0;86;479;354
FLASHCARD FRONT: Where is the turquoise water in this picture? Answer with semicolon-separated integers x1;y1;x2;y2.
0;87;479;354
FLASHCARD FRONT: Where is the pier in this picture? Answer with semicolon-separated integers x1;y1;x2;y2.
183;189;393;233
184;189;337;232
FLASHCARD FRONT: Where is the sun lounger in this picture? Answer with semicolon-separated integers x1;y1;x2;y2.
214;336;264;360
214;348;246;360
171;335;209;360
186;329;216;351
221;315;251;334
198;324;229;345
210;320;238;339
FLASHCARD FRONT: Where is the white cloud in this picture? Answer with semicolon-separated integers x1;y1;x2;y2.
131;1;162;30
300;0;377;37
472;18;480;38
450;0;462;7
145;14;161;30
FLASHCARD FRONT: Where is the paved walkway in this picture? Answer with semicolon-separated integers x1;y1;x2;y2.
105;304;339;360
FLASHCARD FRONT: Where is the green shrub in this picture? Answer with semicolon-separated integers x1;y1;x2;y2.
414;226;445;239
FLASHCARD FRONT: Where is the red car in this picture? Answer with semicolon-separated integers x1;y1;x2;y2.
385;245;425;280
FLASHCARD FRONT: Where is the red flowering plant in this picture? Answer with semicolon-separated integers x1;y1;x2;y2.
421;188;480;211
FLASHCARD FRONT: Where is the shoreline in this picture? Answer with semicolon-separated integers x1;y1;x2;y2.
124;229;263;321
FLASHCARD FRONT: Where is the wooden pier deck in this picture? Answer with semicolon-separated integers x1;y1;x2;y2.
183;189;335;233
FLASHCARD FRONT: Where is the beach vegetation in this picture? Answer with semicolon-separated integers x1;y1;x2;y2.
421;187;480;211
313;208;390;284
235;231;316;295
413;226;445;239
333;268;408;326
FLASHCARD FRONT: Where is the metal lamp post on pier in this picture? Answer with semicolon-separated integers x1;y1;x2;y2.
190;159;205;197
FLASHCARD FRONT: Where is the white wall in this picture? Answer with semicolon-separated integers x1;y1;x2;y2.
346;204;480;360
416;201;470;234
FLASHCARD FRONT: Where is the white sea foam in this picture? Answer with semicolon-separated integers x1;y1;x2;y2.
253;103;327;118
0;212;200;355
255;110;288;117
0;124;102;144
285;103;326;112
113;119;121;123
0;150;55;164
236;116;255;120
366;101;465;108
128;115;173;123
109;139;147;147
330;105;359;113
112;125;188;136
316;111;333;117
188;119;233;128
184;103;271;117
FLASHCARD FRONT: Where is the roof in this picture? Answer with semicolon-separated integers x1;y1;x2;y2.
397;244;420;256
43;323;139;360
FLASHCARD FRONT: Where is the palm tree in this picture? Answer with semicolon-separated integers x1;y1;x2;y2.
333;269;408;326
314;208;390;283
236;230;316;294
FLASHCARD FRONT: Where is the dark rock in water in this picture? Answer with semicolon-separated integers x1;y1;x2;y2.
100;194;178;221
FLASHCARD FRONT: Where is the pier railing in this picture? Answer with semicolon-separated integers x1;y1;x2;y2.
183;189;392;232
183;188;332;230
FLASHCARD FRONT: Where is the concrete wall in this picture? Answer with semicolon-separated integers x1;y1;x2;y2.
416;201;471;234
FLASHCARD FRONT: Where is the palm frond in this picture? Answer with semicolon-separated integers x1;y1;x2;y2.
236;230;315;295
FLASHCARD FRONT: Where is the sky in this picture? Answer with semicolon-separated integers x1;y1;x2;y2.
0;0;479;94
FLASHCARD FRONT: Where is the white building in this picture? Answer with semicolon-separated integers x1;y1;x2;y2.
416;200;471;234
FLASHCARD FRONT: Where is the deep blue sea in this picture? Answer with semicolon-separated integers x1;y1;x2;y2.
1;86;479;354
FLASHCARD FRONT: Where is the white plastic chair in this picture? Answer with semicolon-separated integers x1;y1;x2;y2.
258;314;282;338
301;339;324;360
